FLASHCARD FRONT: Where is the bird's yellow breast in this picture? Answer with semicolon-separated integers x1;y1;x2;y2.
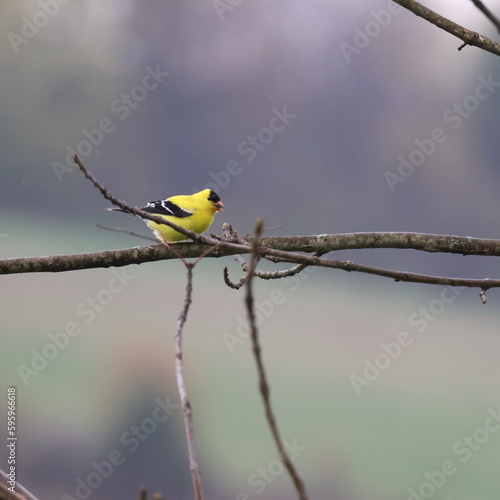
147;209;216;242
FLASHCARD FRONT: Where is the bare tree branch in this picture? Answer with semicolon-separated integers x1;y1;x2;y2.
393;0;500;55
221;223;317;289
258;245;500;291
3;232;500;276
471;0;500;33
245;220;309;500
221;223;252;289
2;233;500;293
174;264;204;500
224;257;314;289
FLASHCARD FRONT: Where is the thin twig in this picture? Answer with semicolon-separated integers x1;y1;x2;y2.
224;254;261;289
223;258;313;290
223;266;247;289
221;222;249;247
245;220;309;500
471;0;500;33
175;264;203;500
0;469;39;500
222;223;251;289
137;487;147;500
96;224;159;243
192;242;223;266
73;155;206;244
250;261;312;280
222;223;316;288
393;0;500;56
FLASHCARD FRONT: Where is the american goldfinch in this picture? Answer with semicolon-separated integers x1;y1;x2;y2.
108;189;223;244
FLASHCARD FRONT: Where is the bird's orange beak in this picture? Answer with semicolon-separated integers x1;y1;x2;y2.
214;201;224;212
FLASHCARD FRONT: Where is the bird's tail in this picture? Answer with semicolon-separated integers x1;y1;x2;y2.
106;207;127;213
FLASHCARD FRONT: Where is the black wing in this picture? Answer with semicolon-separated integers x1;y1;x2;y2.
140;199;192;218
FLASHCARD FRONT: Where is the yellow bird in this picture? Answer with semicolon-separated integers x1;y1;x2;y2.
108;189;223;244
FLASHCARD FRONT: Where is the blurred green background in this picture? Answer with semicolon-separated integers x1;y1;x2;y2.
2;1;500;499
